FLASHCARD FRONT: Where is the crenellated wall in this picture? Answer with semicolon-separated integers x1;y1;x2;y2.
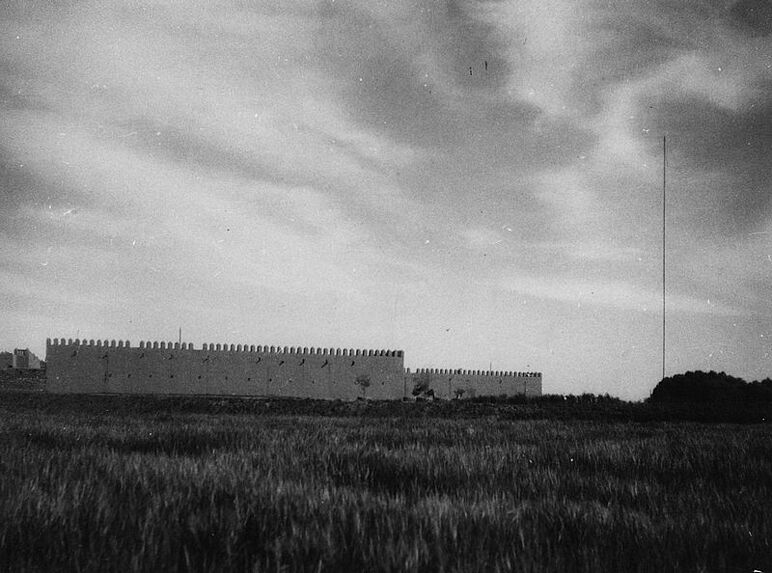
45;337;542;400
46;338;406;400
406;368;542;399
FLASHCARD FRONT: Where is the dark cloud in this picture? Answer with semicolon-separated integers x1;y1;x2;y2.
0;146;142;257
0;147;77;213
0;66;52;113
314;0;597;221
424;0;513;92
315;1;530;149
641;85;772;233
114;117;272;182
317;4;457;148
573;17;688;113
730;0;772;36
110;117;371;206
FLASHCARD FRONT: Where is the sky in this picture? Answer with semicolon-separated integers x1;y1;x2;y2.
1;0;770;399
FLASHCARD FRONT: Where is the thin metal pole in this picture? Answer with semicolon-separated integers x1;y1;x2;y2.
662;136;666;381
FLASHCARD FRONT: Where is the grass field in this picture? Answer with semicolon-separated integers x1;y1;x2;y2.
0;392;770;572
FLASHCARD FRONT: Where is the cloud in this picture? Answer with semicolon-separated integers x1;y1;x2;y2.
729;0;772;37
500;272;743;316
1;0;770;397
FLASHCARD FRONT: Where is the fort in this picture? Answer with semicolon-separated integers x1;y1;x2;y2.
46;338;542;400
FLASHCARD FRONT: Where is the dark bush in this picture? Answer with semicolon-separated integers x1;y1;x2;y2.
649;371;772;403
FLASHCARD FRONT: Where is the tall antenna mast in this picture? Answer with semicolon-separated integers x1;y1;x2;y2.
662;136;666;381
178;327;182;345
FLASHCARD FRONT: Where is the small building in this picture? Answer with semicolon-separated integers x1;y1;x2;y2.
13;348;43;370
0;351;13;370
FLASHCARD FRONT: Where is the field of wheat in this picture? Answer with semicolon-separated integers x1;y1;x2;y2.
0;393;769;572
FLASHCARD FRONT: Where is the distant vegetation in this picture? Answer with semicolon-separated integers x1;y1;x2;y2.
0;367;45;391
0;393;769;572
650;370;772;403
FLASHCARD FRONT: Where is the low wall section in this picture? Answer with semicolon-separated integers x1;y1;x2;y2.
407;368;542;399
46;338;406;400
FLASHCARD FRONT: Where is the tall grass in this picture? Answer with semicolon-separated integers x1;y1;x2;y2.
0;399;770;571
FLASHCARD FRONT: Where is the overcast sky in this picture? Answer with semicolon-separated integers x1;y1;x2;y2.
1;0;770;399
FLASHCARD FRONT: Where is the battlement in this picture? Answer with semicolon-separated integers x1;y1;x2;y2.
196;344;403;357
49;338;133;348
408;367;541;377
47;338;403;358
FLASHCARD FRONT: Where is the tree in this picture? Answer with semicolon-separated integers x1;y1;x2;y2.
649;370;772;403
355;374;371;399
412;377;430;397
